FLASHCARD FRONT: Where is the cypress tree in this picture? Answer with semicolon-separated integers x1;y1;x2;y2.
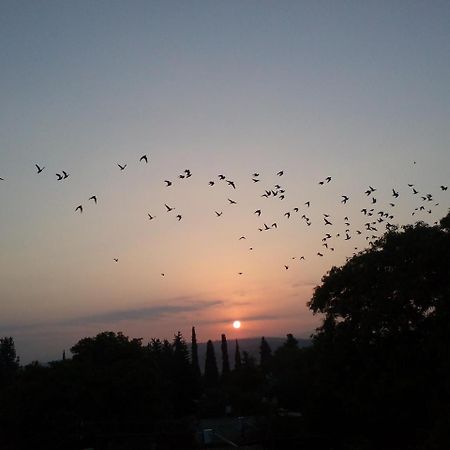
204;340;219;387
234;339;242;370
191;326;201;379
221;334;230;375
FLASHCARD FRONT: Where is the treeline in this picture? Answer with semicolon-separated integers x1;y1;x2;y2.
1;212;450;450
0;330;304;449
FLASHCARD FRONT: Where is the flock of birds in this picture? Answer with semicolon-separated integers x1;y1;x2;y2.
1;155;448;278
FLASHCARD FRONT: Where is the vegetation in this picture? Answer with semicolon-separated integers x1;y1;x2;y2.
0;213;449;449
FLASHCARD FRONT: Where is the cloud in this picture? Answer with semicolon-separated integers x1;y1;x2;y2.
196;312;291;326
0;299;223;333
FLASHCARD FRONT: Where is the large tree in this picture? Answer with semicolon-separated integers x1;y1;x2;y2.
306;213;450;449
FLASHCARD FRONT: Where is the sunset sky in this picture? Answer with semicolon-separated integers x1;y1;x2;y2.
1;1;449;363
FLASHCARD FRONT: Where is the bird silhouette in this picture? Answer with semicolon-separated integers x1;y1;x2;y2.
228;198;237;204
56;173;63;180
75;205;83;213
305;201;310;207
62;171;69;179
341;195;349;204
254;210;262;216
252;173;259;177
113;258;119;262
277;170;284;176
284;212;290;218
209;181;215;186
392;189;399;198
325;176;332;183
140;155;148;163
441;185;448;191
218;174;226;180
215;211;223;217
284;265;289;270
176;215;182;221
164;180;172;187
89;195;97;204
252;178;260;182
165;204;174;212
148;213;155;220
324;218;332;225
239;236;246;240
35;164;45;174
227;180;236;189
118;164;127;171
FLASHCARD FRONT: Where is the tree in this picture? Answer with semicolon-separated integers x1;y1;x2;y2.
204;340;219;387
259;336;272;370
221;334;230;375
306;214;450;449
191;326;201;379
0;337;19;384
70;331;143;364
234;339;242;370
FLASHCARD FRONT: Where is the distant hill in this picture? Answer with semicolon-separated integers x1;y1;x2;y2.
196;336;311;372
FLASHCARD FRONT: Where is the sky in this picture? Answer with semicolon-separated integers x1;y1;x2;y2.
1;1;449;363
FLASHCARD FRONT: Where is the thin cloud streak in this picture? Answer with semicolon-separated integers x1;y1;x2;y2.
0;299;223;333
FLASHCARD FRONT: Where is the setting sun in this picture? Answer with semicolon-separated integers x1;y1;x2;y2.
233;320;241;329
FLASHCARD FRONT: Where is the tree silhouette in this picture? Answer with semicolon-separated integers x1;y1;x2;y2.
221;334;230;376
204;340;219;387
234;339;242;370
191;326;201;379
0;337;19;385
259;336;272;371
306;213;450;449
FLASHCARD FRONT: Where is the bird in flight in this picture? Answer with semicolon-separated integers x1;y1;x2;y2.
277;170;284;176
165;204;175;212
118;163;127;171
113;258;119;263
56;173;63;180
140;155;148;163
254;209;261;216
341;195;349;204
228;198;237;204
252;173;259;177
75;205;83;213
392;189;399;198
252;178;260;182
209;181;215;186
218;174;226;180
305;201;310;207
62;171;69;179
176;215;182;221
325;176;332;183
35;164;45;174
239;236;246;240
89;195;97;204
441;185;448;191
324;217;332;225
284;265;289;270
164;180;172;187
215;211;223;217
227;180;236;189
